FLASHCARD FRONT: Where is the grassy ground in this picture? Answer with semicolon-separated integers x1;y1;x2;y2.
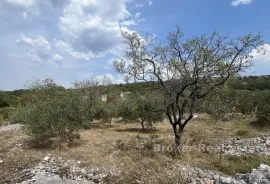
1;117;270;183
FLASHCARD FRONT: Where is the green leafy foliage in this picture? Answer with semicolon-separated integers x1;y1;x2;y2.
228;75;270;91
201;86;237;122
9;78;103;145
97;91;121;125
256;91;270;123
119;92;164;130
0;107;13;120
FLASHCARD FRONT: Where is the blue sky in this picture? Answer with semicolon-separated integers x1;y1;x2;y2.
0;0;269;90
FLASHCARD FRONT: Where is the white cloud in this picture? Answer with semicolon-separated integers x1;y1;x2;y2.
53;54;63;61
14;35;65;67
251;44;270;63
247;44;270;75
54;40;97;60
1;0;40;17
231;0;253;6
120;20;137;26
77;72;124;84
0;0;143;90
57;0;140;60
70;52;92;60
148;0;152;6
95;74;124;84
120;12;144;27
16;34;51;62
54;40;71;53
4;0;36;7
16;34;51;52
1;0;68;19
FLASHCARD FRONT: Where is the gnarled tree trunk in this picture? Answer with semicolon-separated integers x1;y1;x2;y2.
141;119;145;130
173;123;183;152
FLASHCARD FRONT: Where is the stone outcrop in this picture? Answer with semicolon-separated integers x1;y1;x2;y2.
221;136;270;156
14;155;120;184
170;164;270;184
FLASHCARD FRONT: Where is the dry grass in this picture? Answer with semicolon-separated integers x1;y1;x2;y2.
0;130;43;182
0;117;269;183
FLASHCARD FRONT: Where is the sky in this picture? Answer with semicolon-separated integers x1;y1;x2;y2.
0;0;270;90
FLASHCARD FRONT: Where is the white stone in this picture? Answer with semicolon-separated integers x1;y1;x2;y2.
43;156;50;162
260;164;270;170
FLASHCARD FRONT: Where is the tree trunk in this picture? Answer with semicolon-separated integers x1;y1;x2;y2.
173;124;183;153
109;117;113;127
141;120;145;130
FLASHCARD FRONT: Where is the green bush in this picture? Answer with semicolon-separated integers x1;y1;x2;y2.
234;90;259;115
97;91;120;125
10;78;103;146
0;107;13;120
11;91;85;143
9;107;25;123
119;92;164;130
201;87;237;122
256;91;270;123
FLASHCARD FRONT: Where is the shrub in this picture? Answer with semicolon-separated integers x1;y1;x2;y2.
201;86;237;122
235;90;259;115
10;78;103;146
97;91;120;126
9;107;26;124
235;130;250;137
256;91;270;123
119;92;164;130
0;107;13;120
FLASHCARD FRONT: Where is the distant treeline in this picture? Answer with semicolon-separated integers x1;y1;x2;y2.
227;75;270;91
0;75;270;109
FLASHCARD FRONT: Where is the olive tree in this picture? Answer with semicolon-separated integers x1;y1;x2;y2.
11;78;103;145
98;91;121;126
114;26;263;150
256;92;270;123
119;92;164;130
201;86;237;122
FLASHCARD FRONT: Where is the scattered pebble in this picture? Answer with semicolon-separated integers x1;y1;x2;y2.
170;163;270;184
14;156;120;184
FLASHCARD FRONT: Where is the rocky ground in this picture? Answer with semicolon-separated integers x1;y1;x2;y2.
12;134;270;184
13;155;120;184
11;155;270;184
221;136;270;156
170;163;270;184
2;123;270;184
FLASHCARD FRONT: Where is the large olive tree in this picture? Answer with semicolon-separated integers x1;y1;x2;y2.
114;26;263;151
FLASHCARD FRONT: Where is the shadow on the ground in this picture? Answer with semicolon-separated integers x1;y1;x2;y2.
89;123;116;129
115;127;159;134
249;120;270;130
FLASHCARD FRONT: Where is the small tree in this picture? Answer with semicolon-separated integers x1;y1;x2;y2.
256;92;270;123
98;91;121;126
202;85;237;122
119;92;164;130
114;26;263;150
10;78;103;145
